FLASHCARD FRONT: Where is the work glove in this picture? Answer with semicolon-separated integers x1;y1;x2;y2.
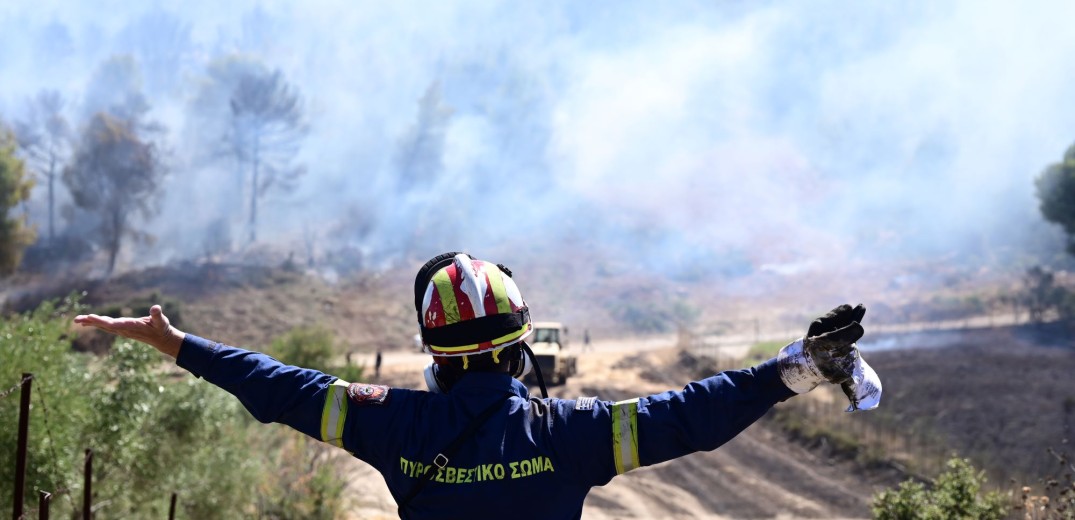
777;304;882;412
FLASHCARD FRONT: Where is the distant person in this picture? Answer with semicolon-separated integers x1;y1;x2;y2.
75;252;881;519
375;349;383;380
583;328;592;352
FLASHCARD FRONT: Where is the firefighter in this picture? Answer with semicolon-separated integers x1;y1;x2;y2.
73;252;879;519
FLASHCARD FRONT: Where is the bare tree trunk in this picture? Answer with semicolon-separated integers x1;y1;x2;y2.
47;154;55;245
249;134;259;243
106;234;119;273
107;208;122;275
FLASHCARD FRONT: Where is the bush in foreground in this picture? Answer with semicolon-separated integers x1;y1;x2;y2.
1;298;349;518
872;457;1007;520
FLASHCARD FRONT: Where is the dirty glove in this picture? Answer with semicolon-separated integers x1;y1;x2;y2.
777;304;882;411
839;349;881;412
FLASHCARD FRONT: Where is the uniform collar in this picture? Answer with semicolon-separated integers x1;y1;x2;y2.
449;371;530;399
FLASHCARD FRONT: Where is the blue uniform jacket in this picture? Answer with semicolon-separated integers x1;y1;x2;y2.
176;334;796;519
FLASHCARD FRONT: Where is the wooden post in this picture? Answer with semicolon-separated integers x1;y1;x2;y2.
38;490;51;520
12;373;32;520
83;449;92;520
168;492;177;520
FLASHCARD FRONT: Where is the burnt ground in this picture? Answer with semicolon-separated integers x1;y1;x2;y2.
566;324;1075;518
857;324;1075;483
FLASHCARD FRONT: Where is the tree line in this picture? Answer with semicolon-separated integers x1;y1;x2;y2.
0;52;307;277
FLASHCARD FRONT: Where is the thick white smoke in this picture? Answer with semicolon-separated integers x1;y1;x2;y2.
2;0;1074;283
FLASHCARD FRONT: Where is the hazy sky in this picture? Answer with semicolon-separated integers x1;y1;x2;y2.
3;0;1074;278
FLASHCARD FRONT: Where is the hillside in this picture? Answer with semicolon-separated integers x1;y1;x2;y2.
9;262;1066;517
5;262;418;355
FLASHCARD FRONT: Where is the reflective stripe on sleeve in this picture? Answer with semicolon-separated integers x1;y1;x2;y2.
611;398;640;474
321;379;350;448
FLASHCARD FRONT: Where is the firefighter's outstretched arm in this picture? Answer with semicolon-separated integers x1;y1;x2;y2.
555;303;878;487
74;306;354;450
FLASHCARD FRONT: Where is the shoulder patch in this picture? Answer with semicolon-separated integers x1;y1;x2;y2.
347;383;389;405
574;396;598;411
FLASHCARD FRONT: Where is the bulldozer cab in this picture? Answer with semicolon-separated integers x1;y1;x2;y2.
526;322;576;385
531;324;564;347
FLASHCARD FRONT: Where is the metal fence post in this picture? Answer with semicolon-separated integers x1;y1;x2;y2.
38;490;51;520
168;492;177;520
12;373;33;520
82;449;92;520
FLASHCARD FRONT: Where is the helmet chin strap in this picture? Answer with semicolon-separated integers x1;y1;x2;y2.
520;342;548;399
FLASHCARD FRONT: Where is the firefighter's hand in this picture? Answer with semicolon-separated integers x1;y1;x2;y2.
74;305;186;358
777;304;865;393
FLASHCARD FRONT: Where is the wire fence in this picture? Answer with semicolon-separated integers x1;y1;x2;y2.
0;374;34;401
35;382;76;513
4;372;182;520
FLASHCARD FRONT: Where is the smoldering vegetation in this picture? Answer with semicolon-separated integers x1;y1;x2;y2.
5;5;1075;516
2;1;1075;291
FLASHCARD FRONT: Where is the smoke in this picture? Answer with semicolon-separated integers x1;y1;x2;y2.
3;0;1075;286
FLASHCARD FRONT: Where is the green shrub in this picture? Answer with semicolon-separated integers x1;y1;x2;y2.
872;457;1007;520
268;324;367;384
0;125;35;275
333;362;366;384
147;379;258;519
874;480;935;520
82;340;258;518
269;324;336;370
253;434;346;519
1;297;344;519
0;297;92;515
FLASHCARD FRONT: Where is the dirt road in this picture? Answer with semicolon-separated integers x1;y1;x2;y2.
342;338;881;519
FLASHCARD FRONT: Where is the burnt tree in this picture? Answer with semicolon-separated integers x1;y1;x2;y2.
63;113;164;274
15;90;72;245
227;68;307;243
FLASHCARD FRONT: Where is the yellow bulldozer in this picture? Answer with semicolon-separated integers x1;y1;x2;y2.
525;322;577;385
